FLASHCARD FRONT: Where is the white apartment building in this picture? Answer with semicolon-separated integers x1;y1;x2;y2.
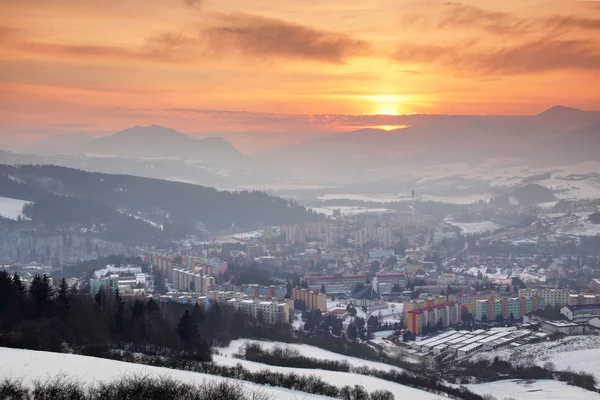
228;299;290;324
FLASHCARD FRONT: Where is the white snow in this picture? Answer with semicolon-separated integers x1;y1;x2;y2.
467;379;598;400
0;196;32;220
445;220;501;235
471;336;600;384
0;347;327;400
214;342;439;399
232;230;263;240
218;339;405;372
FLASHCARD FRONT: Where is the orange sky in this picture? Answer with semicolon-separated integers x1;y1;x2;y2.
1;0;600;148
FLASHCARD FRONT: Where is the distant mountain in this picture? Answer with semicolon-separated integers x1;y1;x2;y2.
534;105;600;130
261;106;600;178
75;125;244;164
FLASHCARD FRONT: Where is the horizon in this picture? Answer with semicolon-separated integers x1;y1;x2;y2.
3;103;597;154
2;0;600;149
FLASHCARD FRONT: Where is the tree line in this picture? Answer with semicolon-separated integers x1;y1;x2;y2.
0;271;291;362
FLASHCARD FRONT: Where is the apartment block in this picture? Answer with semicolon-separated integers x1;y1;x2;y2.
518;288;572;308
568;293;600;306
474;296;544;321
406;301;461;336
292;287;327;311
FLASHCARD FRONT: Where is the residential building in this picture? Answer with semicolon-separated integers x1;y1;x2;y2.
519;288;572;308
292;287;327;311
406;301;461;336
568;293;600;306
474;296;544;321
453;291;496;315
228;299;290;325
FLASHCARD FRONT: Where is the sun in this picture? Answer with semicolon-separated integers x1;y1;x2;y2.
365;94;411;115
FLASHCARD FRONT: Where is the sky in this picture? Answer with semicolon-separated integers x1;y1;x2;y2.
1;0;600;150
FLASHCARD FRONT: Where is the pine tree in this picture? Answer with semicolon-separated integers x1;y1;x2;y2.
57;277;71;319
320;284;327;294
347;323;357;341
177;310;196;348
29;274;54;318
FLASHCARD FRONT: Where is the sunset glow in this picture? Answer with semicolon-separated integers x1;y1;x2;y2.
1;0;600;150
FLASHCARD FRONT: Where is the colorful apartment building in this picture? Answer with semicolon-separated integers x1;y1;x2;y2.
474;296;544;321
292;287;327;311
406;301;461;336
453;291;496;315
518;288;572;308
403;296;448;318
241;284;287;299
568;292;600;306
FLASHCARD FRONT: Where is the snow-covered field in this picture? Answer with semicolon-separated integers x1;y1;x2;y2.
0;196;31;220
217;339;405;372
215;340;438;399
445;220;502;235
467;379;598;400
471;336;600;383
0;347;327;400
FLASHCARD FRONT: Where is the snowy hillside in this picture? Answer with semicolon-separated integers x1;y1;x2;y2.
0;196;31;220
0;347;328;400
467;379;598;400
218;339;405;372
471;336;600;383
216;340;438;399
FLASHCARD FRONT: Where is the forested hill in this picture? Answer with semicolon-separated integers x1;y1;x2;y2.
0;165;322;241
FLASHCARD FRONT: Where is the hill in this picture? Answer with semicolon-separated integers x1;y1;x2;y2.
0;347;325;400
261;106;600;180
0;164;322;245
74;125;244;165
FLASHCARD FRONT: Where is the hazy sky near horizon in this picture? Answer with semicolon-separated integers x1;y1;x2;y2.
1;0;600;148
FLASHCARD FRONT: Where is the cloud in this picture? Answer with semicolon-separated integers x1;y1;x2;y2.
201;13;370;64
182;0;203;8
392;37;600;75
438;2;533;35
437;2;600;35
1;13;370;65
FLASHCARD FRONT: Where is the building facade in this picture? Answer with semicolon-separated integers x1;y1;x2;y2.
406;301;461;335
519;288;572;308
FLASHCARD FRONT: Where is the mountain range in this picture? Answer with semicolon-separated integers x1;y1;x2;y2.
8;105;600;184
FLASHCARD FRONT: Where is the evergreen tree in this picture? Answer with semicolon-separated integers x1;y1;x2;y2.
29;274;54;318
320;284;327;294
177;310;196;349
285;280;292;299
347;323;358;341
57;277;72;319
12;273;26;299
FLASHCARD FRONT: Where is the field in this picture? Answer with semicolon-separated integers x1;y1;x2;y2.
216;340;436;399
0;196;31;220
0;347;328;400
467;379;598;400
